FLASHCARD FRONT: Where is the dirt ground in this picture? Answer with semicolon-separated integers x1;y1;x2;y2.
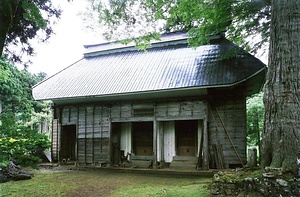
0;165;212;197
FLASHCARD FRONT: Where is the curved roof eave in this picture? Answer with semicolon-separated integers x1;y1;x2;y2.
40;68;265;105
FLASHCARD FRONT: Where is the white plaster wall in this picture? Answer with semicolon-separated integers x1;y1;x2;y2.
163;121;175;162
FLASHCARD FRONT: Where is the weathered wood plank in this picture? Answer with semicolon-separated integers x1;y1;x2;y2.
52;119;59;162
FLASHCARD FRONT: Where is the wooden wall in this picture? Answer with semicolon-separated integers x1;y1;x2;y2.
60;106;110;166
53;96;247;168
51;119;60;162
208;96;247;168
109;100;206;122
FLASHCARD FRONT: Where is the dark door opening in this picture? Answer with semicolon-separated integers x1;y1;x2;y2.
175;120;198;156
132;122;153;156
61;125;76;160
111;122;121;165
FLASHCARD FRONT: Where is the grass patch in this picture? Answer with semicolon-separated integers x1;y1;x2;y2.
0;169;211;197
112;183;210;197
0;171;78;197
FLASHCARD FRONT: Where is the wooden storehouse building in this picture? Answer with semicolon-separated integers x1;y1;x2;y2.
32;32;266;170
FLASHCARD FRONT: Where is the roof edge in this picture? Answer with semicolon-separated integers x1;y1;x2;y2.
32;58;84;89
34;68;265;102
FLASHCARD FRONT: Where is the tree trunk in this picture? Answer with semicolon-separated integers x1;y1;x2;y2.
0;0;21;56
261;0;300;172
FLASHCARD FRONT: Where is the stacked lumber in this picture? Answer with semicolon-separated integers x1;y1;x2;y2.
212;144;225;169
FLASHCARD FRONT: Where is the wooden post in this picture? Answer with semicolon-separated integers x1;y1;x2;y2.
153;119;158;169
248;148;257;168
159;122;165;167
84;107;87;165
108;119;112;167
108;106;112;167
92;106;95;165
76;107;79;166
197;120;204;170
202;115;209;170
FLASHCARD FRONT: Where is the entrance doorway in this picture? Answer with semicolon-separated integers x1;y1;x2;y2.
175;120;198;156
60;125;76;160
111;122;121;165
132;122;153;156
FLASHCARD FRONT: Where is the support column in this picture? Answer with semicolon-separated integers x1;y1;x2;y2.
153;119;158;169
203;114;209;170
108;119;112;167
159;122;165;167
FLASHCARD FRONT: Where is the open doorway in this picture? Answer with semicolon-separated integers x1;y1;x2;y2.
175;120;198;156
60;125;76;160
111;122;121;165
132;122;153;156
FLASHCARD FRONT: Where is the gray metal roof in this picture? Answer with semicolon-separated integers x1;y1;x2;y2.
32;33;266;103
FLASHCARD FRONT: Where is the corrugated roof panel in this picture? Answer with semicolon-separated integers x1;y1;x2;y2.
32;36;266;101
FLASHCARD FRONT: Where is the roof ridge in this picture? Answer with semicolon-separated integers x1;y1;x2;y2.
83;32;189;57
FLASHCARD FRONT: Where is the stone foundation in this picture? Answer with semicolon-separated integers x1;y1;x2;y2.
211;168;300;196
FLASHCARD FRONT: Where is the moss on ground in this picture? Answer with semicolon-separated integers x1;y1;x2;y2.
0;168;211;197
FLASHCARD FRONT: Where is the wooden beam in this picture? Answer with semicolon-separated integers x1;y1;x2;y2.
202;114;209;170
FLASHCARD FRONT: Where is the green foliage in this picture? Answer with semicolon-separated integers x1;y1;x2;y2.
0;58;50;124
247;92;264;147
1;0;62;65
22;1;47;29
87;0;270;54
0;58;33;121
0;58;51;168
0;113;50;168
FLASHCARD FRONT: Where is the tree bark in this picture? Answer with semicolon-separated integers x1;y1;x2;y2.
0;0;21;56
261;0;300;172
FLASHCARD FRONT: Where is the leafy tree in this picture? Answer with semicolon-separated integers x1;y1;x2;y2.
247;91;264;162
0;0;63;66
0;113;50;168
0;0;59;169
0;58;51;168
1;58;34;118
88;0;300;172
0;58;50;124
87;0;270;52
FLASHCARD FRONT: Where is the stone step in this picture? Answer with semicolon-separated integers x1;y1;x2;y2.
170;160;198;170
124;160;152;168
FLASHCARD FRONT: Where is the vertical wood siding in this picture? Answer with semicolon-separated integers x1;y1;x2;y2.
56;96;246;168
51;119;60;162
208;97;247;167
61;105;110;166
